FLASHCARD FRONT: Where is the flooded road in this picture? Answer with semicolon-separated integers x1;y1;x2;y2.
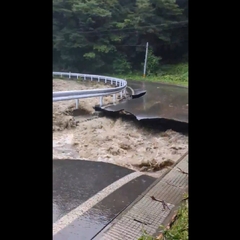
103;80;188;123
53;79;188;239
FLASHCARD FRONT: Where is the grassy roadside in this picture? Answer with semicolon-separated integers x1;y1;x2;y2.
138;196;188;240
115;63;188;87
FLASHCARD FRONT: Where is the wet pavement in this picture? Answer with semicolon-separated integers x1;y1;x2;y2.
103;80;188;123
53;160;155;239
53;160;132;223
94;154;188;240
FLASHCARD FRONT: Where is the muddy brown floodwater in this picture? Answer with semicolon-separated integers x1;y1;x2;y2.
53;78;188;178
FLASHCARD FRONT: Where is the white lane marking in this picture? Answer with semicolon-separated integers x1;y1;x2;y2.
53;171;144;235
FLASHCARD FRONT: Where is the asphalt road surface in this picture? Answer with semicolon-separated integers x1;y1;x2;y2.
53;159;155;240
103;80;188;123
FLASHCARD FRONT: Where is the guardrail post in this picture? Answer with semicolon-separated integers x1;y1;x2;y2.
61;73;62;78
105;78;107;84
115;81;118;86
75;99;79;109
69;72;71;78
111;79;113;85
113;94;116;104
77;75;78;79
124;88;126;96
84;75;86;80
99;96;103;107
124;80;127;97
91;76;93;81
120;90;123;98
98;77;100;82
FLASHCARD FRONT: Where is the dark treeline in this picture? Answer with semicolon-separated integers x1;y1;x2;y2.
53;0;188;75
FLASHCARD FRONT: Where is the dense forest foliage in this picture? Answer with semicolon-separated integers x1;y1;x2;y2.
53;0;188;75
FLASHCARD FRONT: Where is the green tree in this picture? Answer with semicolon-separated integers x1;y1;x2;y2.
53;0;188;74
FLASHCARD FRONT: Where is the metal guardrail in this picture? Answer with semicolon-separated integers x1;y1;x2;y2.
53;72;127;108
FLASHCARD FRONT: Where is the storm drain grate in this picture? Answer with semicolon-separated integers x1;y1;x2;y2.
100;202;173;240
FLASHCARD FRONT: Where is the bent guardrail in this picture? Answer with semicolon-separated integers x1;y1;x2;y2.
53;72;127;107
